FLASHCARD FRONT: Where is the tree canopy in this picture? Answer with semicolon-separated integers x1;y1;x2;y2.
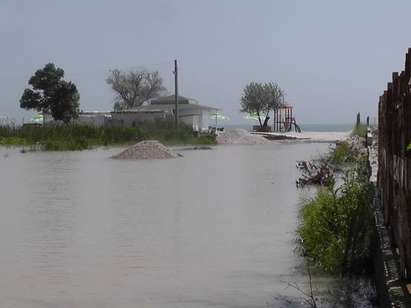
20;63;80;123
240;82;284;130
106;69;166;111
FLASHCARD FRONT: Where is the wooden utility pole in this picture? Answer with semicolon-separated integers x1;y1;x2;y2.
174;59;178;128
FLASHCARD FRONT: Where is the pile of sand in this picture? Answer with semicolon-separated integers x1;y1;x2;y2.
112;140;178;160
216;129;270;145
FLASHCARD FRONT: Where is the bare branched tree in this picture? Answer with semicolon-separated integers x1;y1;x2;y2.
106;69;166;111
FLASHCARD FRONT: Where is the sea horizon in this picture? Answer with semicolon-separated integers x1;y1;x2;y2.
224;123;354;132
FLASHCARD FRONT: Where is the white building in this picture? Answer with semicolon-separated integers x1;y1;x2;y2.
43;95;219;132
135;95;219;132
89;95;219;132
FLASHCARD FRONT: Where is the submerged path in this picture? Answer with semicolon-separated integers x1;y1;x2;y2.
0;143;330;307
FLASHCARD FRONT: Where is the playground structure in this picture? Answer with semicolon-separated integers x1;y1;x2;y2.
273;104;301;132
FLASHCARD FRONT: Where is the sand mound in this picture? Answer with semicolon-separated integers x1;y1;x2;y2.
216;129;270;145
112;140;178;160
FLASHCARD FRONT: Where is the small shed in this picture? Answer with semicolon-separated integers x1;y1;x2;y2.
138;95;219;132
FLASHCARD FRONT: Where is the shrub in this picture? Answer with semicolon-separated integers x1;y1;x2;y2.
298;162;374;275
0;122;216;150
351;124;367;138
330;141;353;166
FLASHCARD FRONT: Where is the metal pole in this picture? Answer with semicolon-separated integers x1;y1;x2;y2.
174;59;178;128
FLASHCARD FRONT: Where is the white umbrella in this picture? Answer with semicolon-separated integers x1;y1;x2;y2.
210;111;229;128
31;113;44;124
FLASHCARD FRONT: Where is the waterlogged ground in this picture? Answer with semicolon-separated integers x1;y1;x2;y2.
0;143;373;307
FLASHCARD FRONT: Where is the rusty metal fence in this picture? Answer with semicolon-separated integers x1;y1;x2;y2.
378;48;411;279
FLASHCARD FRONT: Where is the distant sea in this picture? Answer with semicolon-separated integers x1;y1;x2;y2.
225;123;353;132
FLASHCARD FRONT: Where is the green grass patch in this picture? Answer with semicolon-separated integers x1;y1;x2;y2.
0;121;216;151
329;141;354;166
0;136;28;146
298;160;374;275
351;123;367;138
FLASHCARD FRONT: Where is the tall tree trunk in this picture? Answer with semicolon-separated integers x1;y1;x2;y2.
256;111;263;128
262;110;270;130
262;116;270;130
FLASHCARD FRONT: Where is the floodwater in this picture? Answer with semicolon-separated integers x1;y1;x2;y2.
0;143;342;308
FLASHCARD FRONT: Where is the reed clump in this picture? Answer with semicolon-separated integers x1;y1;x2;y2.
0;121;216;151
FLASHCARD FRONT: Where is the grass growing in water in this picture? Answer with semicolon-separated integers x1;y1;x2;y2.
0;121;216;151
329;141;354;166
351;123;367;138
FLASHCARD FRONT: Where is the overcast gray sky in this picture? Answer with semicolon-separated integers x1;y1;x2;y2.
1;0;411;124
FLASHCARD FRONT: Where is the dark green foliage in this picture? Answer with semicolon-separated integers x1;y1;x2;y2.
298;161;374;275
20;63;80;123
407;143;411;151
50;81;80;123
0;122;216;151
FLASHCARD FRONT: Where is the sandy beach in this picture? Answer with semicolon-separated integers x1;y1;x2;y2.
252;130;351;143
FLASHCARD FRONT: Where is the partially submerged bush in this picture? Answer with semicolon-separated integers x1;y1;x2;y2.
330;141;354;166
329;139;368;168
298;162;374;275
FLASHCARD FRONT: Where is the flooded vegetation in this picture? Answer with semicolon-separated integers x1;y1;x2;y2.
295;133;377;307
0;122;216;151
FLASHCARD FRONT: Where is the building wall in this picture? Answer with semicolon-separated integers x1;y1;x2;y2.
73;114;109;126
111;112;166;126
180;115;201;131
42;104;216;131
44;113;110;126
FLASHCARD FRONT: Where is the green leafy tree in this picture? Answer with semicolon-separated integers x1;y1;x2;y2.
240;82;284;130
20;63;80;123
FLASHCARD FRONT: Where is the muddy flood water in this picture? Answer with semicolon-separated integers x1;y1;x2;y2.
0;143;371;307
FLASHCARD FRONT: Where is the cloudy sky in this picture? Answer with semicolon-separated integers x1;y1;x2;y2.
1;0;411;124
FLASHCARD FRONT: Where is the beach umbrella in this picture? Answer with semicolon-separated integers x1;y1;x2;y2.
31;113;43;124
210;111;229;127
